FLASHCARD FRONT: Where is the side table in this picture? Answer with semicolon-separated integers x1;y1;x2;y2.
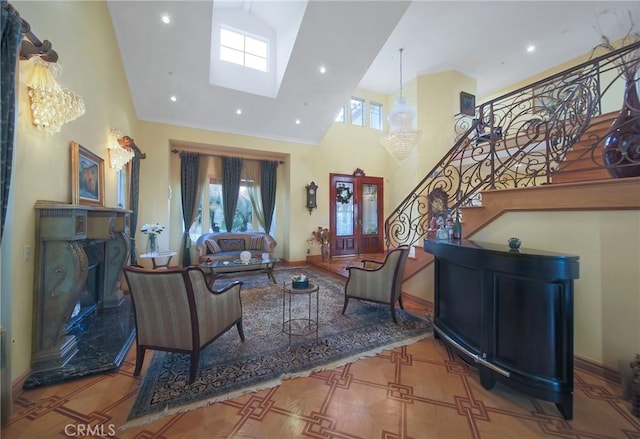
139;251;177;269
282;282;319;345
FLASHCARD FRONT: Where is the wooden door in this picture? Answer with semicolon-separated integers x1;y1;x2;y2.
330;173;384;256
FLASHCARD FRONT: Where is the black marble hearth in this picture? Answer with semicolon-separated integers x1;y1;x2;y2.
23;298;135;389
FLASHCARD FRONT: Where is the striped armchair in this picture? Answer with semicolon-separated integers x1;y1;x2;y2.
123;266;244;383
342;246;410;323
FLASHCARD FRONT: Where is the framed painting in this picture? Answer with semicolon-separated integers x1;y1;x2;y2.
460;91;476;116
71;141;104;206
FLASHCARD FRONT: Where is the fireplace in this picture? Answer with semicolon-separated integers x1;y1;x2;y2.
28;202;133;381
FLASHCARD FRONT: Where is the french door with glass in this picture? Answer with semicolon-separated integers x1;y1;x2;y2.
329;173;384;256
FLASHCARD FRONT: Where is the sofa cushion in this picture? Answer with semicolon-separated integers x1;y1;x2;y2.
249;235;264;250
205;239;221;254
218;238;246;252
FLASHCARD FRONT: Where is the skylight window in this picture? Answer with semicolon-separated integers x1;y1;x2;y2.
220;27;268;72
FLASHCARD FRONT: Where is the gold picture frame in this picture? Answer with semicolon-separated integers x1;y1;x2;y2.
71;141;104;206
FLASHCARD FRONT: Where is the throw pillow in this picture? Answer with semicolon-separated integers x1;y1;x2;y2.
205;239;221;254
218;238;246;252
250;235;264;251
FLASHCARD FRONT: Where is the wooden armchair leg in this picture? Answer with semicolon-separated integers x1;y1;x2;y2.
134;346;145;376
342;297;350;315
398;295;404;310
236;320;245;342
189;351;200;384
390;305;398;324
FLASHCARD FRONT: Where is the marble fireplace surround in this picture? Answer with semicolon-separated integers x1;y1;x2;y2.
25;201;135;388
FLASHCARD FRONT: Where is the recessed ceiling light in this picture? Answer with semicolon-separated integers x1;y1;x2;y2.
236;109;242;115
170;95;177;102
295;119;301;125
526;45;536;53
161;14;171;24
319;66;326;74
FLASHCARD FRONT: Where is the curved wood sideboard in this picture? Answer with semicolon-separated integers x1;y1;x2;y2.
424;239;579;420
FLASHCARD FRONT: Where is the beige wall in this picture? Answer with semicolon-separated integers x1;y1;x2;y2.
5;1;137;379
138;110;398;266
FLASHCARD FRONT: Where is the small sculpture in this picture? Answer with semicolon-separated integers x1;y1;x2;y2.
508;237;522;250
240;250;252;264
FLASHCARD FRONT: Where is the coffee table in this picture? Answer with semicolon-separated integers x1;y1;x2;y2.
200;258;279;287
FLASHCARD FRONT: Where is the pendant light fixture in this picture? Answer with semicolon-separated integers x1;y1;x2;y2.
380;48;424;163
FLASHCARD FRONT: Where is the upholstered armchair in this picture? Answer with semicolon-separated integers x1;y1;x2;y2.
342;246;410;323
122;266;244;384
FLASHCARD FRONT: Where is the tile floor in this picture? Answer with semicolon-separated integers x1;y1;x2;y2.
2;259;639;438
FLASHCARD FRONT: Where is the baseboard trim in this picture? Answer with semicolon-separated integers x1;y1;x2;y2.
403;293;434;317
574;355;622;385
11;368;29;401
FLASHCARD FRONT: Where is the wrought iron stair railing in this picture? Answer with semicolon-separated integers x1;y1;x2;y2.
385;41;640;249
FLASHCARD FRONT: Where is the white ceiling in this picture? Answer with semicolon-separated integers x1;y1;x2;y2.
108;1;639;146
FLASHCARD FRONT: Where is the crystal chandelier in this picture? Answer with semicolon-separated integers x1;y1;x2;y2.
380;48;423;163
26;57;85;135
108;129;135;170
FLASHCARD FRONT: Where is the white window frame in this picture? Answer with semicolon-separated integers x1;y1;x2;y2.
369;101;383;130
219;27;269;73
350;97;365;127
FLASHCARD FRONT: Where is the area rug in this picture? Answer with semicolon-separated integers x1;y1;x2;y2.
123;267;432;429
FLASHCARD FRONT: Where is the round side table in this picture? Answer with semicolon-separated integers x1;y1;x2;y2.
282;282;319;345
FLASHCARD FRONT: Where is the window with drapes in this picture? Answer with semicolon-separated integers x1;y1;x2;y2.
188;156;278;241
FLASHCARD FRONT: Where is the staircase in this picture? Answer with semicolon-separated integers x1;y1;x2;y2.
552;112;617;184
383;42;640;281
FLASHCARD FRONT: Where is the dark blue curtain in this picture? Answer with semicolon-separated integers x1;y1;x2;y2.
260;160;278;233
222;156;243;232
180;152;200;266
126;138;145;265
0;2;22;244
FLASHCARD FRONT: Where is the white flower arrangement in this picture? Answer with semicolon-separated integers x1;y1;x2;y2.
141;223;164;236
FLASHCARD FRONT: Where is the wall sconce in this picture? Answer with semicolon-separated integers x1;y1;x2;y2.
26;57;85;135
305;182;318;215
108;129;135;170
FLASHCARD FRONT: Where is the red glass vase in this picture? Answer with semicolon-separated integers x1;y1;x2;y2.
602;71;640;178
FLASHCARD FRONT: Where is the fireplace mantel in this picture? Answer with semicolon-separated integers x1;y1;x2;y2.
31;201;132;373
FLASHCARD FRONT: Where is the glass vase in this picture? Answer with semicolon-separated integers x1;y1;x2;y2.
602;66;640;178
147;234;159;255
321;243;330;261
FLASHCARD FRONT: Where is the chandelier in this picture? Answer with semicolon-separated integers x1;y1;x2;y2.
26;57;85;135
108;129;135;170
380;48;423;163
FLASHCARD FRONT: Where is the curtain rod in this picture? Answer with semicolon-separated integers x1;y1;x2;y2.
171;148;284;165
2;0;59;62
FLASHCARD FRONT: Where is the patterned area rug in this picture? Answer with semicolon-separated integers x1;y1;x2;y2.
123;267;431;428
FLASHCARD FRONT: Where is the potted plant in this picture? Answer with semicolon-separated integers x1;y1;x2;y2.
308;226;331;261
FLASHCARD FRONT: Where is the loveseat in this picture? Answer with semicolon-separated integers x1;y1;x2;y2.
195;232;277;263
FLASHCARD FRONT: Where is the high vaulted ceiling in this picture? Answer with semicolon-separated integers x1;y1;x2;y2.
108;1;638;146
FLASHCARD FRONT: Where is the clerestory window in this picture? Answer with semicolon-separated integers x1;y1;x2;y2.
220;27;268;72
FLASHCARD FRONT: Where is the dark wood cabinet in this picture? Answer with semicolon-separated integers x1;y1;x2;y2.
424;239;579;419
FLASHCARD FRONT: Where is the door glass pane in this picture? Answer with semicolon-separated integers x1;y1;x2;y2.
362;183;378;235
336;182;354;236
